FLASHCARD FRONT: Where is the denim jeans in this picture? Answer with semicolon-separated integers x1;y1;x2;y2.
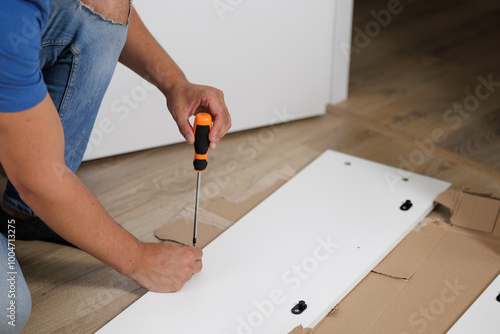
3;0;129;216
0;234;31;334
1;0;128;331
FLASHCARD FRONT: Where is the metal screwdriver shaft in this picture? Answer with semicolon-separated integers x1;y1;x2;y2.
192;112;212;247
193;172;201;246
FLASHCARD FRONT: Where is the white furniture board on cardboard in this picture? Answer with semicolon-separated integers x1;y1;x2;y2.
97;150;450;333
448;274;500;333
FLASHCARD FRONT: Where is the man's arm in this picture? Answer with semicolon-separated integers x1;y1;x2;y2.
0;94;202;292
119;7;231;149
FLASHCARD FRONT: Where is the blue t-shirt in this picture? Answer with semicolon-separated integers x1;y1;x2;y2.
0;0;52;112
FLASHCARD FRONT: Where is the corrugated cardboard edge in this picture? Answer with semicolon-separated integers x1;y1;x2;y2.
435;188;500;233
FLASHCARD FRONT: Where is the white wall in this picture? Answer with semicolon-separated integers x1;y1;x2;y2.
83;0;353;160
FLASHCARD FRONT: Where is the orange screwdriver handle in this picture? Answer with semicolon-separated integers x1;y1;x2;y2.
193;112;212;172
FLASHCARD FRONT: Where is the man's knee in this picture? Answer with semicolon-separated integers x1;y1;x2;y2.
79;0;130;25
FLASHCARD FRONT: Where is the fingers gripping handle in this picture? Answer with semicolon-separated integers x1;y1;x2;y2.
193;113;212;172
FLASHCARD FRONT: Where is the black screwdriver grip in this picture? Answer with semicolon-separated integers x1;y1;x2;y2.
193;125;210;172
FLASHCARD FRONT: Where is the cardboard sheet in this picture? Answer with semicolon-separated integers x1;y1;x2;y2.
97;150;450;333
200;179;286;223
155;219;222;248
201;166;293;223
448;274;500;333
154;165;295;242
154;207;232;248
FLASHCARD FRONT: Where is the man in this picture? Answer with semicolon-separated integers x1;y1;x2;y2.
0;0;231;332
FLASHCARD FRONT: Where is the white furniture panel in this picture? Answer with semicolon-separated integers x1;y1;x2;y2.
83;1;353;160
97;150;450;333
448;274;500;333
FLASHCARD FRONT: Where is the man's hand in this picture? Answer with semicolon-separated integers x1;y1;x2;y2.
129;242;202;293
165;79;231;150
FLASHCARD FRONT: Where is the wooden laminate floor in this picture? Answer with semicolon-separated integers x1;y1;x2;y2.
4;0;500;332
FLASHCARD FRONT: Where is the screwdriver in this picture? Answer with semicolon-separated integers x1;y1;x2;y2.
192;112;212;246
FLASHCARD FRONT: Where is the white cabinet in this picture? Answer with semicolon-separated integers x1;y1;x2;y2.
83;0;353;160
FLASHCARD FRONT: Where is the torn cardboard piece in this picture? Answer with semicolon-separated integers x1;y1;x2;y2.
201;178;287;222
435;188;500;233
154;207;231;248
372;220;449;280
154;218;222;248
368;225;500;333
311;222;450;333
155;166;297;245
202;165;295;222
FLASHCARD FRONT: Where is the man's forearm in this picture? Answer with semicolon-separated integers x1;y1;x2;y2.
0;94;142;276
119;7;186;94
22;166;142;276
